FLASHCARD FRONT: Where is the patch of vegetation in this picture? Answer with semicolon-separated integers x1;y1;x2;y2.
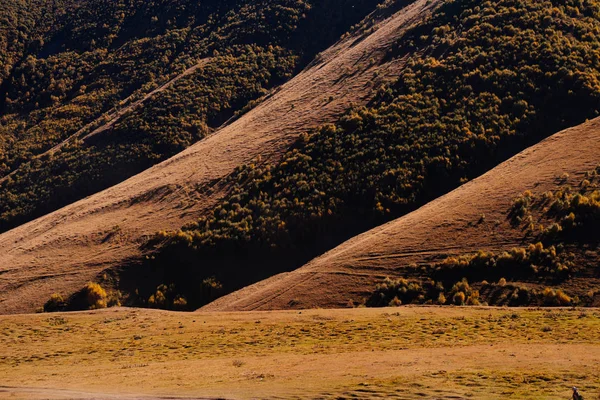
542;170;600;242
368;277;441;306
84;282;108;310
368;277;482;306
151;0;600;306
43;293;66;312
433;242;574;283
376;165;600;308
137;277;223;311
369;275;579;307
542;287;572;306
146;283;189;311
510;166;600;242
44;281;122;312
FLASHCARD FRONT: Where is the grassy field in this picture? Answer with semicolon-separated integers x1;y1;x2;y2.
1;307;599;399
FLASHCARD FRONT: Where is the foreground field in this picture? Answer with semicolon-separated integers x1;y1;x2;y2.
1;307;599;399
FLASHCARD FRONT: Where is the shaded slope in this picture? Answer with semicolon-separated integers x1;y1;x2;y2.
0;0;442;314
204;117;600;311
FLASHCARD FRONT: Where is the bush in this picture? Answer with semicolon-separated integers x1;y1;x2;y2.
148;288;167;308
43;293;66;312
172;296;188;310
452;291;466;306
388;296;402;307
437;293;446;305
449;279;479;306
542;288;572;306
147;283;190;310
84;282;107;310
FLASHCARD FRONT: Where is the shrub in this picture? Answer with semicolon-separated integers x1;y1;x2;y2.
449;279;478;306
437;293;446;305
542;288;572;306
388;296;402;307
452;291;466;306
510;191;534;225
43;293;66;312
147;283;190;310
466;290;481;306
84;282;107;310
148;291;167;308
172;296;188;310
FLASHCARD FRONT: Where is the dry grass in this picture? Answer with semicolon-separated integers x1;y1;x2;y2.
0;307;599;399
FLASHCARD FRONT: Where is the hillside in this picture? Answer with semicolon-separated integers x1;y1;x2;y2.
205;117;600;311
0;0;442;314
150;0;600;311
0;0;384;233
3;0;600;314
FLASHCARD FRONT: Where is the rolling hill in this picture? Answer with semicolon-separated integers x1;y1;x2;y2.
205;117;600;311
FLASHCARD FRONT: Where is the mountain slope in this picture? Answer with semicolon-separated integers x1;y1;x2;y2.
0;0;442;314
204;117;600;311
149;0;600;310
0;0;385;233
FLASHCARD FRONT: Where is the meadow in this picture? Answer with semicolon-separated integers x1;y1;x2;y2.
1;306;598;399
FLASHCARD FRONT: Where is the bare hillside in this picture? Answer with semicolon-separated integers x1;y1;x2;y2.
205;117;600;311
0;0;442;314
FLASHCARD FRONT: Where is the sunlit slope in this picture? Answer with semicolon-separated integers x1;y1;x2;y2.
0;0;386;233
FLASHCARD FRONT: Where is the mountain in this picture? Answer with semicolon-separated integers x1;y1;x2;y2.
151;0;600;310
2;0;600;313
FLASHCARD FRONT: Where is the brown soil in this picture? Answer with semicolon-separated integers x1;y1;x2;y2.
205;117;600;311
0;0;443;314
